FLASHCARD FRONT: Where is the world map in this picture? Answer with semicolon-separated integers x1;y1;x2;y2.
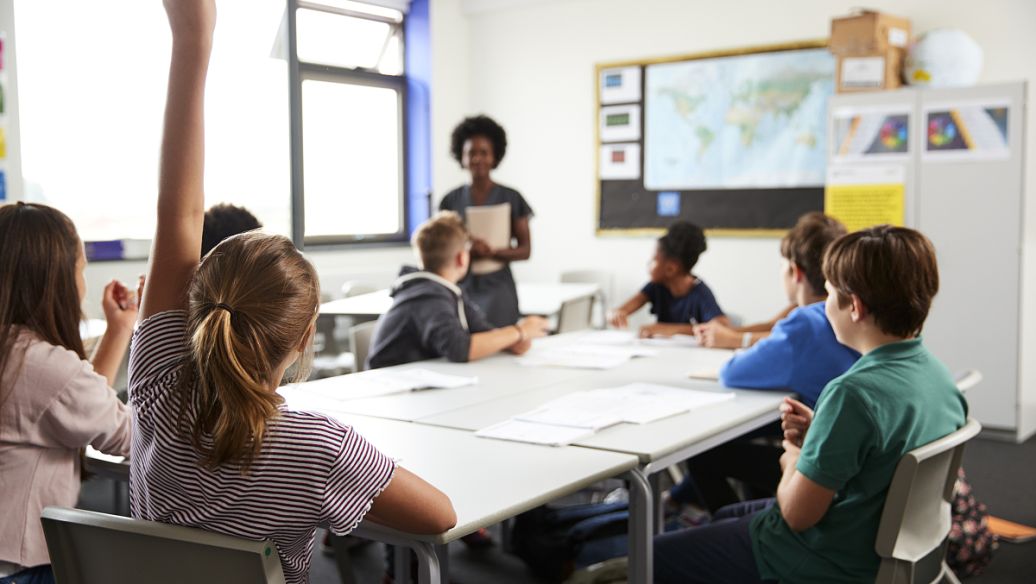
644;48;835;190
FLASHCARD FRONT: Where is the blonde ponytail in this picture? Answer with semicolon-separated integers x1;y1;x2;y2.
177;232;319;472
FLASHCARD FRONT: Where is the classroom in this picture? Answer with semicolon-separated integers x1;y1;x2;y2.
1;0;1034;583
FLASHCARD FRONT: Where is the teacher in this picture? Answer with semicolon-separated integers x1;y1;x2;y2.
439;115;533;327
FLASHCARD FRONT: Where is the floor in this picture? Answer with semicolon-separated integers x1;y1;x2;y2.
79;434;1036;583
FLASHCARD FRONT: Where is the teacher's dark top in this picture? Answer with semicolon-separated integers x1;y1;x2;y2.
440;184;534;327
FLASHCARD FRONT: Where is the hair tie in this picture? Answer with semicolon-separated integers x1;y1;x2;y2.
213;302;235;315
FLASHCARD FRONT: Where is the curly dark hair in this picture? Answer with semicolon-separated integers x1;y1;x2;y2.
450;115;507;168
201;203;263;257
658;221;707;273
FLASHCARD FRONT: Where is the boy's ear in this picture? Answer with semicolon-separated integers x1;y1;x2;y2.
849;293;868;323
790;261;804;282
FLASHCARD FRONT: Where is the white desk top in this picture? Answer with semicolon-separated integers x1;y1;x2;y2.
319;282;599;318
416;344;788;463
276;407;638;545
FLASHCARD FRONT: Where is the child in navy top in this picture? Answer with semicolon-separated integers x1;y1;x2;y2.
609;221;727;337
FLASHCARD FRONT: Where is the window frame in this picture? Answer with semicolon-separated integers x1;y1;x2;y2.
287;0;411;249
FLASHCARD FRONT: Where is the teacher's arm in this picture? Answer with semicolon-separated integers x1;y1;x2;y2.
491;216;531;262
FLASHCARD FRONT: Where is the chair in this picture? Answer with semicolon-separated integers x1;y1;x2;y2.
953;370;983;393
874;418;982;584
350;320;380;372
561;270;612;329
557;296;594;334
41;507;285;584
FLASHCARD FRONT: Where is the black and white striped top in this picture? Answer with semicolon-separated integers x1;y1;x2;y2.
128;311;394;584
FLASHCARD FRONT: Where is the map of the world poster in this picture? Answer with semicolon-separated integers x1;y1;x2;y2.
644;48;835;190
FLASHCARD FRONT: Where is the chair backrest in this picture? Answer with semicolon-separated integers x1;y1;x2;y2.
561;270;612;329
557;296;594;334
341;281;379;298
350;320;380;372
954;370;983;394
41;507;285;584
874;418;982;583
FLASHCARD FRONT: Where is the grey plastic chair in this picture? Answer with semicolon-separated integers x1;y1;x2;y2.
561;270;612;329
874;417;982;584
557;296;594;334
350;320;380;372
41;507;285;584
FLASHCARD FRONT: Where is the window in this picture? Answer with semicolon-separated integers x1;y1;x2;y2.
288;0;410;246
14;0;427;252
14;0;292;244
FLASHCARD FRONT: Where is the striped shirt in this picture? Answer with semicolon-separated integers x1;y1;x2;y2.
128;311;394;584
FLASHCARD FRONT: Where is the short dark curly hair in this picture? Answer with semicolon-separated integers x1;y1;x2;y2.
450;115;507;168
658;221;707;273
202;203;262;257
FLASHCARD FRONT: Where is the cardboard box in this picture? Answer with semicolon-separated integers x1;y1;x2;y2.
830;10;911;92
836;50;904;93
830;10;911;55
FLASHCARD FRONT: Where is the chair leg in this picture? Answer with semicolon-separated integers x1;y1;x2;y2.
941;562;961;584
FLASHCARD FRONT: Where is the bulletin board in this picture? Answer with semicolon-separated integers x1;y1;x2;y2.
595;40;835;236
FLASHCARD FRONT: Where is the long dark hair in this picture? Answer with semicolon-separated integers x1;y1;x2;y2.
0;202;86;398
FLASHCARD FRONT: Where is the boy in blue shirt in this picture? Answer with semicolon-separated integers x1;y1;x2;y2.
608;221;727;337
673;212;858;512
654;225;968;584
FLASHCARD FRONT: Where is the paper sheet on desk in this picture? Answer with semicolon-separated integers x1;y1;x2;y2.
299;369;478;401
476;419;595;447
517;348;629;370
638;334;699;347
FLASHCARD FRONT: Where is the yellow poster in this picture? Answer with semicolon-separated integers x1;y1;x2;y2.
825;165;905;232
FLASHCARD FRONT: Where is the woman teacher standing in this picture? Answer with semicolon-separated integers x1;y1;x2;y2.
440;115;533;327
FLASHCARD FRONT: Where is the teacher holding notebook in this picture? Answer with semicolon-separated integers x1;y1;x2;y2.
440;115;533;327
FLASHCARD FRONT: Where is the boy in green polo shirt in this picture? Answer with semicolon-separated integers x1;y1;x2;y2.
654;225;968;584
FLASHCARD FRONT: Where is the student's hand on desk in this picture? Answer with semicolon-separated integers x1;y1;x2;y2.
694;321;739;348
638;323;682;338
606;309;628;329
510;338;533;355
517;316;550;340
101;277;144;334
780;397;814;448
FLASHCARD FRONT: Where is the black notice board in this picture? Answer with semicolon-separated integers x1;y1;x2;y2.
596;41;832;236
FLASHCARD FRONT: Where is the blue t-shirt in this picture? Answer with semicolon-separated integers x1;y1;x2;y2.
719;302;860;407
640;278;724;325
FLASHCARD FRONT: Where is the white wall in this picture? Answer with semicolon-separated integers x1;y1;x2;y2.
432;0;1036;328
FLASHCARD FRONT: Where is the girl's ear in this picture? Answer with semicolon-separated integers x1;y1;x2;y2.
791;262;805;283
297;317;317;353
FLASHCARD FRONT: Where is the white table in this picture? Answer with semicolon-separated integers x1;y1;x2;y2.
293;333;791;583
275;408;641;584
319;282;599;319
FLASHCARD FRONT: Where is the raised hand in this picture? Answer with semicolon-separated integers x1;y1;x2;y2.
101;279;139;334
163;0;216;40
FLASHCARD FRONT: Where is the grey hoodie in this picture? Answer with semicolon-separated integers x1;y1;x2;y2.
366;267;492;369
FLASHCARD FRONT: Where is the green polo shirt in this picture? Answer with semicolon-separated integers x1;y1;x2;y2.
750;337;968;583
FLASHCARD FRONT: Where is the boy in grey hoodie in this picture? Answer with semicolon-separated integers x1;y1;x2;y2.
367;211;548;369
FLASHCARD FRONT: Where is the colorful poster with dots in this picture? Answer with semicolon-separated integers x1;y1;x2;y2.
923;101;1010;162
831;106;912;161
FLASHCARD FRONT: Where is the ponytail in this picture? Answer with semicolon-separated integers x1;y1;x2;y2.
177;232;319;473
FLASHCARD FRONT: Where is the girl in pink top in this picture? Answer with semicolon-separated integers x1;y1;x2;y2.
0;203;139;583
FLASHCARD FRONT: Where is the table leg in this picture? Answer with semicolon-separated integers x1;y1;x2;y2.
649;472;664;535
626;468;653;584
413;541;442;584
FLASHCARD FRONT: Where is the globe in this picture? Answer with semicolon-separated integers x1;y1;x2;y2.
904;29;984;87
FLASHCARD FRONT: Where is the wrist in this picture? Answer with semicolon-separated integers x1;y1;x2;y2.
741;332;753;348
513;324;525;344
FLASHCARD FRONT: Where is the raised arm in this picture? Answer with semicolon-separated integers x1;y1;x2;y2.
139;0;216;320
